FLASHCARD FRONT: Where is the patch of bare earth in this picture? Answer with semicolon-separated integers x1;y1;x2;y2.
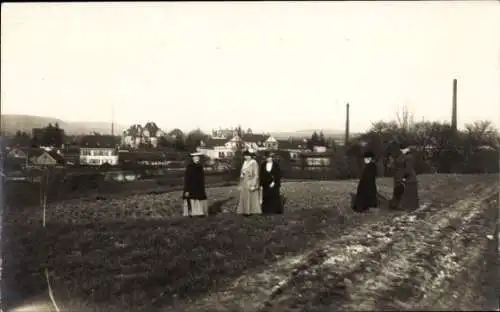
158;175;495;312
259;176;498;312
5;174;496;312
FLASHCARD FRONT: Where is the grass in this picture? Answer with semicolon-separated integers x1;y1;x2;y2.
49;211;349;309
5;209;366;311
2;174;499;311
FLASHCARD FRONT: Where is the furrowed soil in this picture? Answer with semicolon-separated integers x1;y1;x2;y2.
2;174;498;312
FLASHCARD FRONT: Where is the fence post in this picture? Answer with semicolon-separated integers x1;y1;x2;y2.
42;166;48;227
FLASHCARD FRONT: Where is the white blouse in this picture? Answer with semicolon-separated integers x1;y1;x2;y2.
265;161;273;172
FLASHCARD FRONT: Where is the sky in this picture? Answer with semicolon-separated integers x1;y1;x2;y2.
1;1;499;133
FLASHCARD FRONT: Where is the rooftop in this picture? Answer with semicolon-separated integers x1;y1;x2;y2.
79;135;120;148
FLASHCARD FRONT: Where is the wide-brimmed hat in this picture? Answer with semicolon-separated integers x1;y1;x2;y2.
363;151;375;158
242;150;252;156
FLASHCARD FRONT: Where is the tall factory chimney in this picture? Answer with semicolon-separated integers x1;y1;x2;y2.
111;104;115;136
451;79;457;132
345;103;350;146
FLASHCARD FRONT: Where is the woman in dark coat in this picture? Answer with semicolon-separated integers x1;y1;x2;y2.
182;152;208;217
389;143;419;211
352;151;378;212
260;151;283;214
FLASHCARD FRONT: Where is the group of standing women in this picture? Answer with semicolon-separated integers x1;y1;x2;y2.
352;142;420;212
237;150;283;215
182;150;282;217
183;141;420;217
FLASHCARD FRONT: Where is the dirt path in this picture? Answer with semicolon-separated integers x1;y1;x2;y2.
260;183;498;312
164;180;498;312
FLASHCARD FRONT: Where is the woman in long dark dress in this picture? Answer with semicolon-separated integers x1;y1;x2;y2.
182;152;208;217
389;143;420;211
352;151;378;212
260;151;282;214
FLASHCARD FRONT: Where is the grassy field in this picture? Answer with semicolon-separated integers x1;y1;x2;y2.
3;172;232;209
3;174;498;311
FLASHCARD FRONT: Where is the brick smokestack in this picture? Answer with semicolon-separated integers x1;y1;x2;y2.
452;79;457;131
111;103;115;136
345;103;350;145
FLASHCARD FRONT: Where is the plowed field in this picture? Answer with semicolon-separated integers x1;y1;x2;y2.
3;174;498;312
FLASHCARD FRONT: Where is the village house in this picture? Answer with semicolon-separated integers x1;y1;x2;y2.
31;150;66;167
6;146;34;159
197;133;309;160
122;129;140;148
118;150;168;167
196;133;276;160
263;135;279;150
5;147;38;170
60;146;80;166
211;128;239;139
79;135;119;166
6;147;66;167
299;151;333;168
197;138;234;159
275;138;310;160
241;133;277;151
122;124;167;149
145;129;165;148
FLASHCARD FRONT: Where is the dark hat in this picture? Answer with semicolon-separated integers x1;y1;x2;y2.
387;140;401;154
242;150;251;156
264;151;275;158
363;151;375;158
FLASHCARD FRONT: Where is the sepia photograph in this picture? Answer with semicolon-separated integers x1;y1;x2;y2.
1;2;499;311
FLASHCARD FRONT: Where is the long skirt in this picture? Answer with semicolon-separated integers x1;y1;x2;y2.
390;181;419;211
352;187;378;212
183;199;208;217
401;181;419;211
237;188;262;215
262;187;282;214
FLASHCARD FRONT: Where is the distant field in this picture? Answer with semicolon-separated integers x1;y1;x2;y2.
3;171;232;210
3;174;498;312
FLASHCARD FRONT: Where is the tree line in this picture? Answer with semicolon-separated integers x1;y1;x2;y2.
6;114;499;176
8;123;65;148
337;108;499;176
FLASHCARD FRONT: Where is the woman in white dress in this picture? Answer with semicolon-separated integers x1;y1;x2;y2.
237;150;262;215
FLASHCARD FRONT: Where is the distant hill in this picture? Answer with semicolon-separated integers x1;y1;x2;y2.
0;114;127;135
0;115;361;141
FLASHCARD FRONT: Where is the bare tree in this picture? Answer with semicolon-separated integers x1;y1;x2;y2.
464;120;499;147
395;104;415;133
